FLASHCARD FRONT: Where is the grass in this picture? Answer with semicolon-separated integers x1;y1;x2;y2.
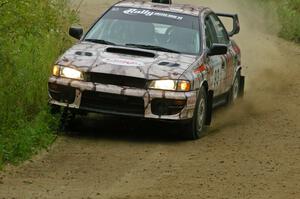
257;0;300;43
0;0;78;167
277;0;300;42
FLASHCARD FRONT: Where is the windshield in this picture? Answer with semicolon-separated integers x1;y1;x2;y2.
84;7;201;55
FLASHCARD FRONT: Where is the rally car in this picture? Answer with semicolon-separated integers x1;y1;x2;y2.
48;0;244;139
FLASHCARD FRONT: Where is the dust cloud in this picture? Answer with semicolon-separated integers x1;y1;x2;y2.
196;0;300;128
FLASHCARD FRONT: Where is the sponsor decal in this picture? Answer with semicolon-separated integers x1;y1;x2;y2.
103;58;145;67
123;8;183;20
194;65;206;74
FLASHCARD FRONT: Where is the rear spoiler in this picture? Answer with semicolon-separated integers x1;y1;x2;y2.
216;13;240;37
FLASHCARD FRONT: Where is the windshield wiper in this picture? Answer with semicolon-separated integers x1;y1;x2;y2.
125;44;181;54
84;39;116;46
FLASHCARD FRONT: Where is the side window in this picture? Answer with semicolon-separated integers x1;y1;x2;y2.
204;16;218;49
209;14;230;44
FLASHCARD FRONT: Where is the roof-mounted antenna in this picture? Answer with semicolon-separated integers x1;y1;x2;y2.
151;0;172;4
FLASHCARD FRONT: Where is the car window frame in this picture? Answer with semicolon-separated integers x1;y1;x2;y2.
208;13;230;45
204;15;217;49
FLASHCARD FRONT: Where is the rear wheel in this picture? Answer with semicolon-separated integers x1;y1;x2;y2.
183;86;207;140
227;71;241;104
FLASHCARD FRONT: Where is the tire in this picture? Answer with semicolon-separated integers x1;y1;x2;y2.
60;108;76;131
183;86;208;140
227;71;241;104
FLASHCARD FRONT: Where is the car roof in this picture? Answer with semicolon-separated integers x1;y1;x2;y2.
115;0;209;16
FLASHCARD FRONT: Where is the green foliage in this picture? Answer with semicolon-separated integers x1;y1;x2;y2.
277;0;300;42
0;0;78;166
258;0;300;43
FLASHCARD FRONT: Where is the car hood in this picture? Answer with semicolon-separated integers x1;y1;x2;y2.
56;42;198;80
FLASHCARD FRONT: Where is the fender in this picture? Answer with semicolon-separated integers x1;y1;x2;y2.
236;65;242;72
231;66;242;85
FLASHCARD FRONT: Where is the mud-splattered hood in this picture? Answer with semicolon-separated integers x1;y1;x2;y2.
56;42;198;80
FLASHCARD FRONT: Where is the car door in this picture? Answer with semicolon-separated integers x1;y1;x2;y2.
207;13;236;94
204;14;225;96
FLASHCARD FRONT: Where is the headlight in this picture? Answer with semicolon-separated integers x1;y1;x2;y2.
149;80;176;91
149;80;191;91
52;65;83;80
61;67;83;80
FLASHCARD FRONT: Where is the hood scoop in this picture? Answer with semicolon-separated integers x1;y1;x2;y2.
75;51;93;56
158;62;180;67
106;47;156;58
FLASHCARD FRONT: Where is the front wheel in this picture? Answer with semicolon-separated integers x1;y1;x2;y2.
183;86;208;140
59;108;76;131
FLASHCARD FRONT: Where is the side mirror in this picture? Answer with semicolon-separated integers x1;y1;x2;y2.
207;44;228;56
69;26;83;40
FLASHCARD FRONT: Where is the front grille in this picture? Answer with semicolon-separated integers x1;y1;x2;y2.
87;73;147;89
80;91;145;115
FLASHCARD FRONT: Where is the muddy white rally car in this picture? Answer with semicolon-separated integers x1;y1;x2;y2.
48;0;244;139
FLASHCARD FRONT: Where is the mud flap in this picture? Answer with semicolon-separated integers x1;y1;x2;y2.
205;90;213;125
239;76;245;97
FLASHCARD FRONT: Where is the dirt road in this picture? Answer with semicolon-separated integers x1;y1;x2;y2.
1;0;299;198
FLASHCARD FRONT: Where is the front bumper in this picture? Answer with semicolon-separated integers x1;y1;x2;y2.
48;77;197;120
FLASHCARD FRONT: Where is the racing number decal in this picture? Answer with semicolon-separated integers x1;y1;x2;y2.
208;56;224;93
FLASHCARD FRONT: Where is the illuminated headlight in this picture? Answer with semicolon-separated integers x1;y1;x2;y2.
52;65;83;80
149;80;191;91
61;67;83;80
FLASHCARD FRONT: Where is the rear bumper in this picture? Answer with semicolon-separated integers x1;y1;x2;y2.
48;77;197;120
